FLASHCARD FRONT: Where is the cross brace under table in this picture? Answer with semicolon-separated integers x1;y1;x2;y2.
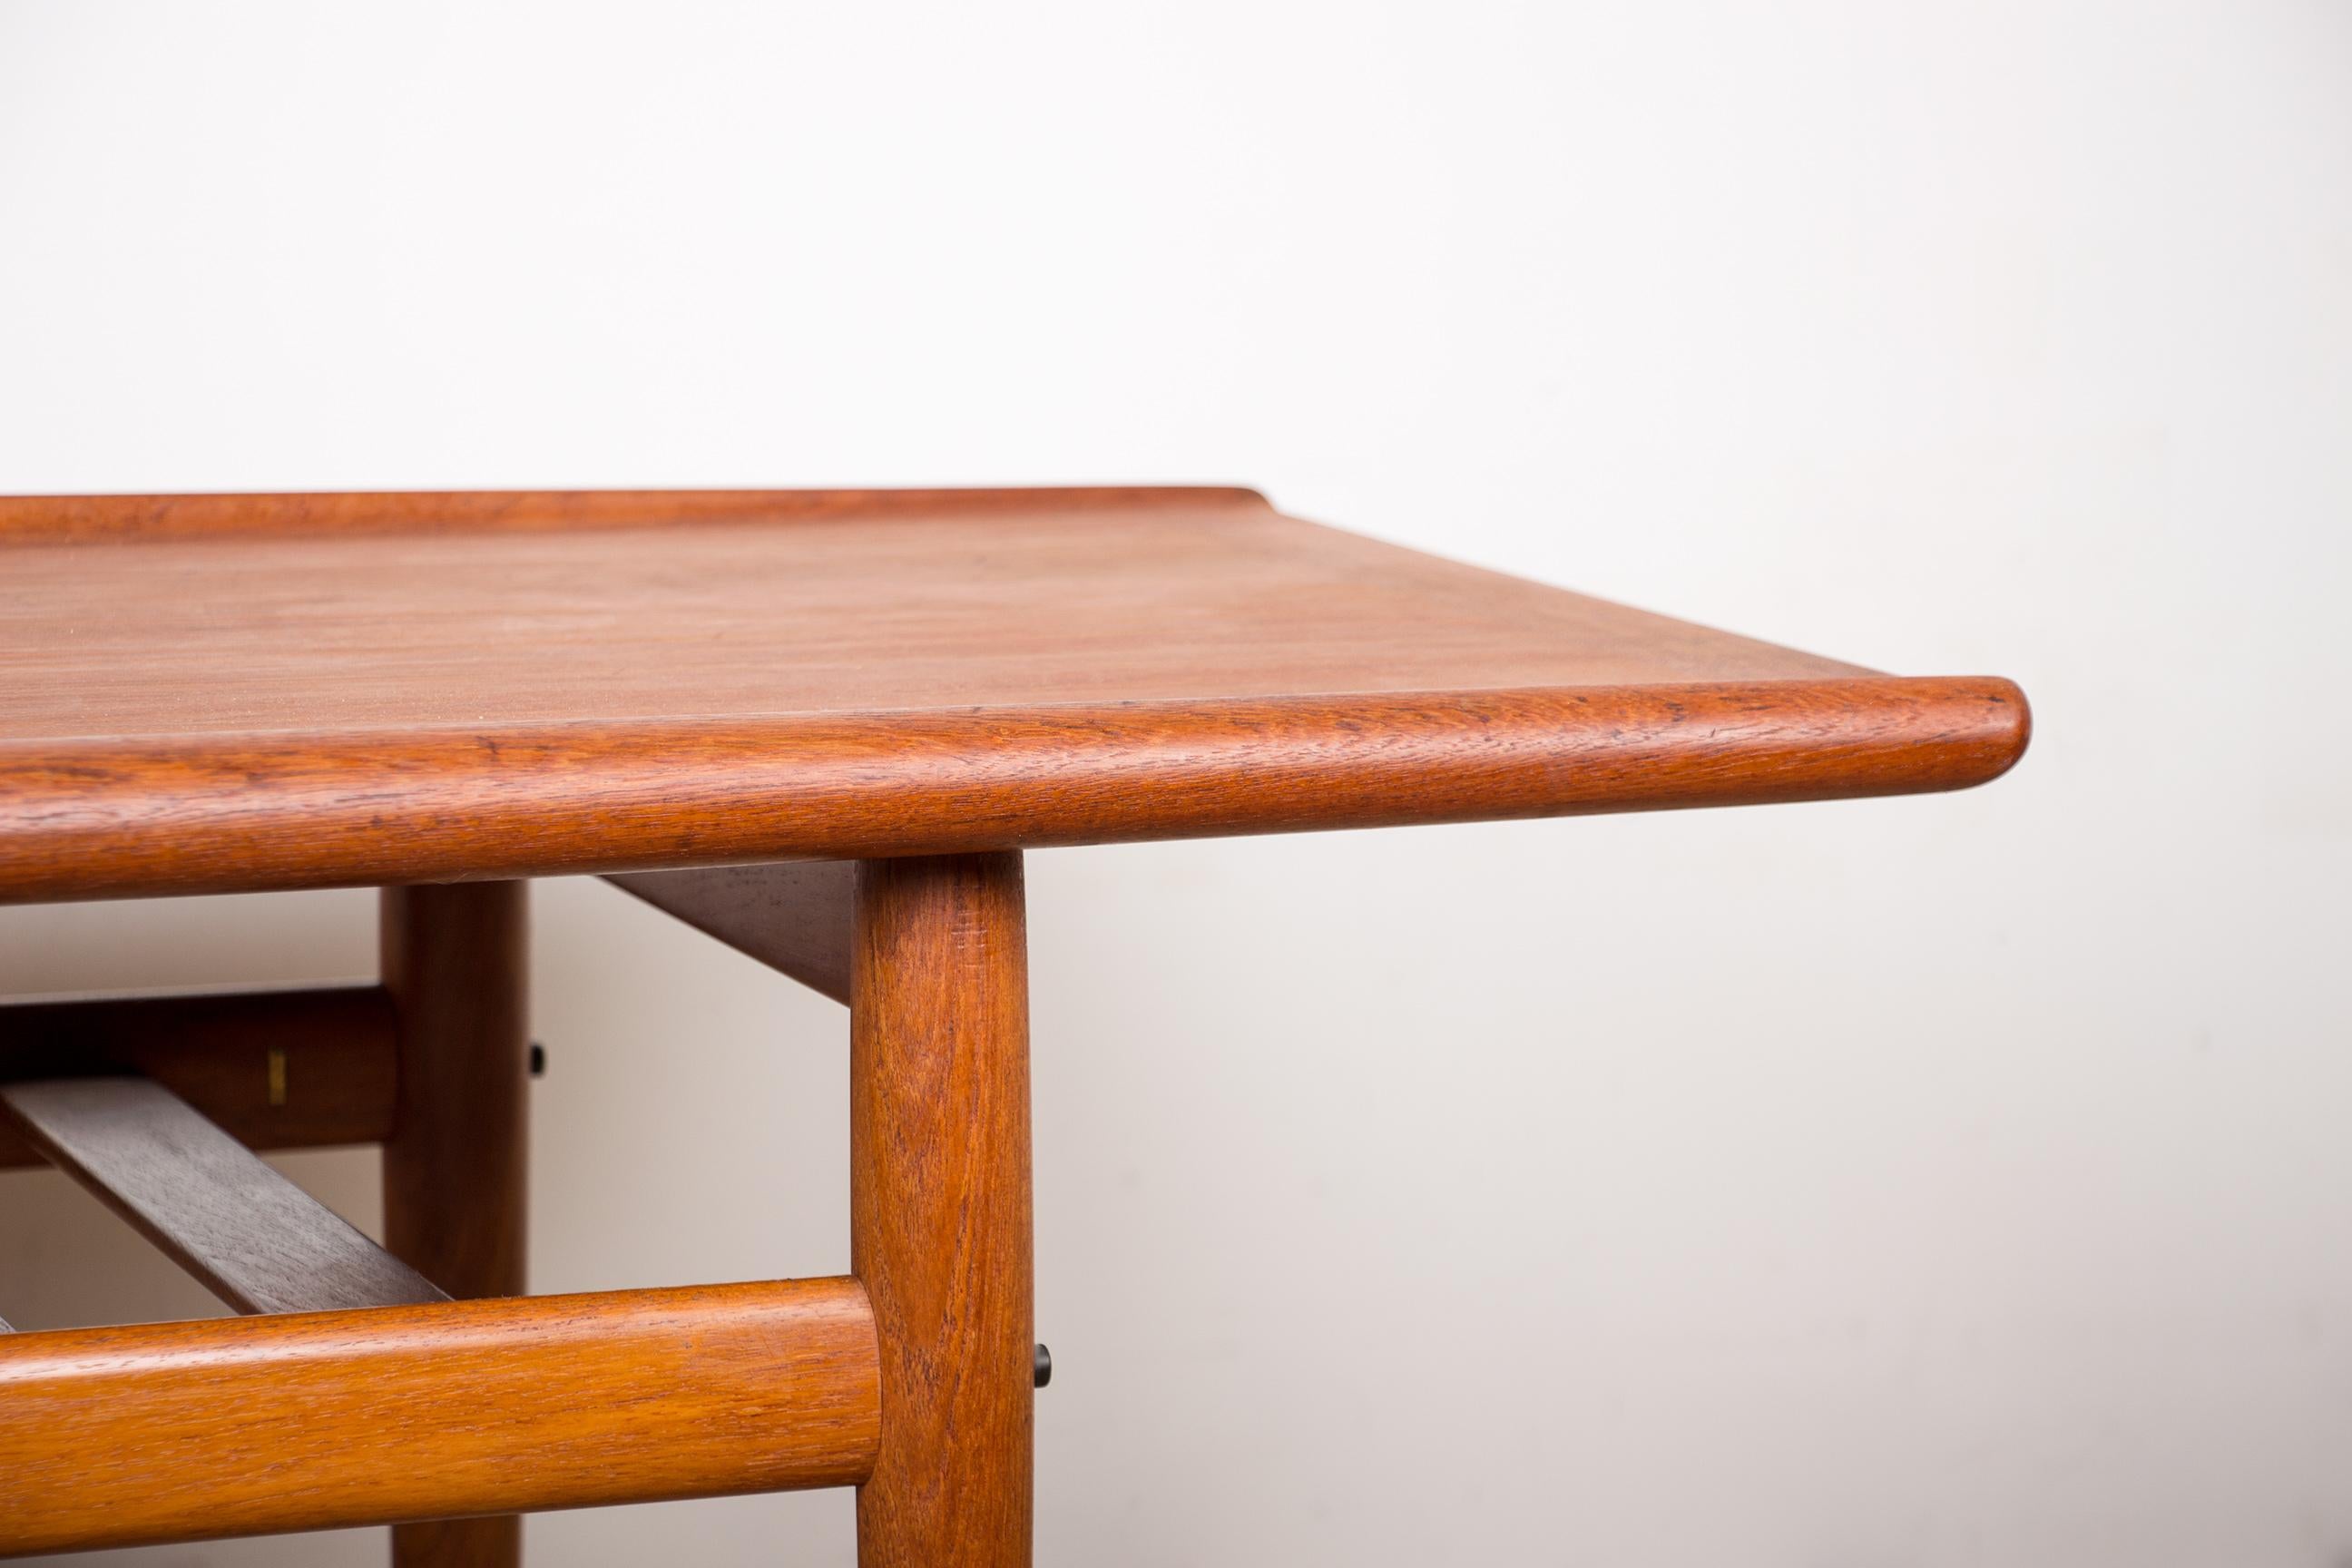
0;861;1033;1566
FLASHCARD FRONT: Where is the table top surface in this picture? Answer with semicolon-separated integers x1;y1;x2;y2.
0;488;2027;902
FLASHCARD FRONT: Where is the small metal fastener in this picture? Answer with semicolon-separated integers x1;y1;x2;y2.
266;1048;288;1108
1033;1344;1052;1388
528;1043;546;1077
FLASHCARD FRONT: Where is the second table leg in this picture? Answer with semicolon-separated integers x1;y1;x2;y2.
381;881;530;1568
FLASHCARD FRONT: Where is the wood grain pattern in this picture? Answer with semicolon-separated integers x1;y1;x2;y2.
0;984;397;1168
0;1278;879;1556
606;862;855;1004
379;883;530;1566
852;854;1034;1568
0;1076;445;1315
389;1510;514;1568
0;485;1250;544
0;488;2028;904
0;490;1867;742
380;883;528;1301
0;679;2027;905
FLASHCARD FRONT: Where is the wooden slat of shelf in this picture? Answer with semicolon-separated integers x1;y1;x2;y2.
606;862;855;1004
0;1279;880;1556
0;984;397;1168
0;1077;446;1315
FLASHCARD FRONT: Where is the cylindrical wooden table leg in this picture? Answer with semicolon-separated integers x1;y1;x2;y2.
380;881;529;1568
852;853;1034;1568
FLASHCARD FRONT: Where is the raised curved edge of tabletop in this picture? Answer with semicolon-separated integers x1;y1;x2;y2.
0;485;1275;544
0;676;2028;904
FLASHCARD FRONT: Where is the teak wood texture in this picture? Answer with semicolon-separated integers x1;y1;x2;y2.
379;882;528;1302
0;1279;880;1557
0;1076;445;1316
380;881;530;1568
0;488;2027;902
852;854;1034;1568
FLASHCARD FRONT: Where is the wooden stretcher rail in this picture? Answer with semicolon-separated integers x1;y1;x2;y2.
0;1076;446;1315
0;984;397;1168
0;1278;879;1556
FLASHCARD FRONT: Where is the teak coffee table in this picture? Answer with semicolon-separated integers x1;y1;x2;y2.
0;488;2027;1563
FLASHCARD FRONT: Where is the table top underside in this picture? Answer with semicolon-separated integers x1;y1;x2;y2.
0;488;2027;902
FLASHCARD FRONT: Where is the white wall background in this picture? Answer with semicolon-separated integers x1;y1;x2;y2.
2;2;2347;1563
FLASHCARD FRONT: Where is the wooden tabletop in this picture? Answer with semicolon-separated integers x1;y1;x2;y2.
0;488;2027;902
